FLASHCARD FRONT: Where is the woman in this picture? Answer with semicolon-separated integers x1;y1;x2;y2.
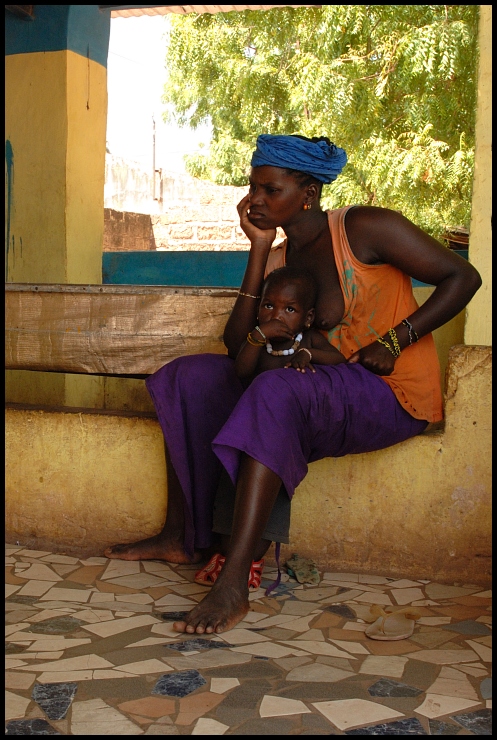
105;134;481;634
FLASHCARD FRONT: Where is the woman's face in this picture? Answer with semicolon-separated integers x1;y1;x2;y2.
247;166;308;229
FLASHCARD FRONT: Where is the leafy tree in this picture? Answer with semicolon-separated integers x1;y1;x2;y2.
162;5;479;239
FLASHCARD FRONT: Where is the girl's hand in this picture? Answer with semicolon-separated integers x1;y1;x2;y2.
348;342;396;376
285;347;315;373
258;319;294;342
237;193;276;249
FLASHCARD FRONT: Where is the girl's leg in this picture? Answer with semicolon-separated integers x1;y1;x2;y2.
174;454;282;633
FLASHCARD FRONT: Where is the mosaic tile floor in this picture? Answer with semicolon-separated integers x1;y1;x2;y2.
5;544;492;735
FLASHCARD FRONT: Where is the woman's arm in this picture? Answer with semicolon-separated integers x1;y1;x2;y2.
345;207;482;375
223;194;277;358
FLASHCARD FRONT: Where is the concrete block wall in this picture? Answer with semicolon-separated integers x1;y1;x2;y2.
103;158;282;252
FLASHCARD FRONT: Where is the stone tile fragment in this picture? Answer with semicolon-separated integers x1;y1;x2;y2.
152;669;206;698
259;694;310;717
479;677;492;699
5;691;31;721
191;718;229;734
428;719;462;735
345;717;427;734
465;639;492;662
415;694;481;718
442;620;492;636
286;662;354;682
5;718;62;735
79;614;159;637
175;691;225;725
32;682;77;720
367;678;423;698
359;655;408;678
451;708;492;734
409;648;479;664
210;678;240;694
71;698;143;734
312;698;404;731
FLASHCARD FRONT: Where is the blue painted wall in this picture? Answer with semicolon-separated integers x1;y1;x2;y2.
5;5;111;67
102;250;469;288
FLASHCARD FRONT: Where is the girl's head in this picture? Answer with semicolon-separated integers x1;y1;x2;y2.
259;267;317;335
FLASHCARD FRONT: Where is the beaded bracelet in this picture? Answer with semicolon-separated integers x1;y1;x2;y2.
246;331;265;347
402;318;419;344
388;328;402;357
239;290;261;299
376;336;397;357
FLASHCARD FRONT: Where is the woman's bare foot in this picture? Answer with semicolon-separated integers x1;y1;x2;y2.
103;534;202;564
173;580;249;634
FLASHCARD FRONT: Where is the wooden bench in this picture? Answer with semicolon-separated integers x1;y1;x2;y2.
5;283;238;377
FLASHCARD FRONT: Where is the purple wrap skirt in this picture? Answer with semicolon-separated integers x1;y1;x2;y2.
146;354;427;557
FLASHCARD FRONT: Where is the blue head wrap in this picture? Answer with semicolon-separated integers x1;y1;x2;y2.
250;134;347;184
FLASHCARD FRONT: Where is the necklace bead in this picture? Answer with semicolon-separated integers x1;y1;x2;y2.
266;332;303;356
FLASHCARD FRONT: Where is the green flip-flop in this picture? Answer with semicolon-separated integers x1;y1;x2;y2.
285;553;320;585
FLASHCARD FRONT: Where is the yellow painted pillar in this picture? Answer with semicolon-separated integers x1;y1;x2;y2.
465;5;492;345
5;5;111;407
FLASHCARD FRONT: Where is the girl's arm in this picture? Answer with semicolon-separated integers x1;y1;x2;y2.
286;330;346;373
223;194;276;359
235;332;265;379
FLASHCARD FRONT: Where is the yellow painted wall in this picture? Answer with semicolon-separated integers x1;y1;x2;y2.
6;409;167;558
5;50;107;407
5;51;105;284
5;346;491;583
465;5;492;345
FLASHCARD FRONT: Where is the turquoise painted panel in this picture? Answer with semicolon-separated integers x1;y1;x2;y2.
5;5;111;67
103;251;249;287
102;250;469;288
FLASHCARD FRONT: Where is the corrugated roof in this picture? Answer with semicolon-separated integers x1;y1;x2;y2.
106;6;318;18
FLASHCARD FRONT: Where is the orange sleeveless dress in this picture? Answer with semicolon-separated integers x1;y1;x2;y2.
265;206;443;423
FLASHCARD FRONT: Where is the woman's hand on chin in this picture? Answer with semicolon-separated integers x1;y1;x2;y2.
237;193;276;249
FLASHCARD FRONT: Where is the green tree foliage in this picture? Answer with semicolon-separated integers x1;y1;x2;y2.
162;5;479;239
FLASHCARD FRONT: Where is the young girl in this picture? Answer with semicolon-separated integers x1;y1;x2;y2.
235;266;346;380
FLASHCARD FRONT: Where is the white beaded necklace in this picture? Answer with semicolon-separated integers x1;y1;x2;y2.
266;332;303;356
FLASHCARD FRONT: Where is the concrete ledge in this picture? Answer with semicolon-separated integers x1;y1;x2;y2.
5;345;491;584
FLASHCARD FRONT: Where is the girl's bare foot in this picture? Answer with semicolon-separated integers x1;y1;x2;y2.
173;580;249;634
103;534;202;564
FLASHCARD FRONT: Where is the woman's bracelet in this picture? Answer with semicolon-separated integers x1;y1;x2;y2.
239;290;261;300
402;318;419;344
388;328;401;357
376;336;397;357
297;347;313;361
246;331;265;347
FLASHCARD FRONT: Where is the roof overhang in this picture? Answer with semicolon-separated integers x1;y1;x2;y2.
99;5;320;19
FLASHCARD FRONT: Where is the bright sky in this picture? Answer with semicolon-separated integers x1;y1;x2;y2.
105;14;212;174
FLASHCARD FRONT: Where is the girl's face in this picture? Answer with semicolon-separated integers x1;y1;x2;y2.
259;281;315;336
247;166;310;229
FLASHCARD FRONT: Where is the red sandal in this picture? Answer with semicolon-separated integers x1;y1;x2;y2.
194;553;225;586
194;554;264;590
